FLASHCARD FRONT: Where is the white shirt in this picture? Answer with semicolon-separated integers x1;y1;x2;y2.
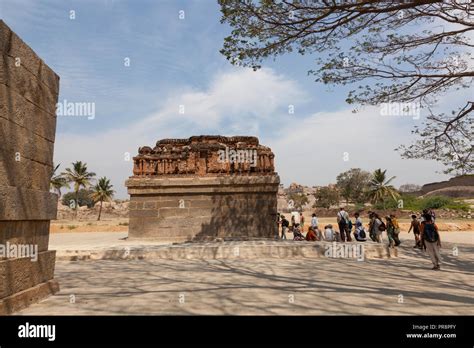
324;228;334;241
338;210;349;223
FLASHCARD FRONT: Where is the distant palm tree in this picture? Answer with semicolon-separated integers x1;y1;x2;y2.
50;163;69;198
367;168;400;208
62;161;96;218
90;177;115;221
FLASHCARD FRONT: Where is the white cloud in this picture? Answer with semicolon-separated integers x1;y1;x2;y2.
54;68;308;197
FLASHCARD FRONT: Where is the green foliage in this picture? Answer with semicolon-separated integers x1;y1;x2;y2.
62;189;95;208
367;169;400;207
218;1;473;175
419;196;469;211
314;186;340;209
336;168;371;203
62;161;96;218
62;161;96;193
50;163;69;197
91;177;115;204
91;176;115;221
372;194;469;211
373;199;399;210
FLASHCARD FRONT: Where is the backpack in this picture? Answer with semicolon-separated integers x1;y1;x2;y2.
423;223;438;242
347;220;353;230
359;229;366;239
378;221;386;232
338;212;347;226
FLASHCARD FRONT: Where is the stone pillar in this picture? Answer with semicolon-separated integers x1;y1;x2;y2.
0;20;60;314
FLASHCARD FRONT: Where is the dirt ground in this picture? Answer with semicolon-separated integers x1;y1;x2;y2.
50;218;129;233
50;215;474;233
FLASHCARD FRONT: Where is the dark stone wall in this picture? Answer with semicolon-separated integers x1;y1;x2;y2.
0;20;60;314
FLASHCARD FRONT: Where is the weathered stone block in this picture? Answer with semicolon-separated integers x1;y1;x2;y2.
129;209;159;218
0;156;52;191
158;207;190;218
0;186;57;220
0;20;59;93
0;280;59;315
0;83;57;142
0;221;51;252
0;115;55;165
0;54;57;115
0;250;56;298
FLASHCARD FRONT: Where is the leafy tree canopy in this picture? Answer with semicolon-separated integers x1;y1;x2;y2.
336;168;371;203
219;0;473;175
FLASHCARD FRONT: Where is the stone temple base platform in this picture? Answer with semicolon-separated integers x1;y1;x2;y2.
55;240;397;261
126;176;280;242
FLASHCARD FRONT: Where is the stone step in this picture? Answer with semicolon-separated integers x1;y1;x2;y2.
55;241;397;261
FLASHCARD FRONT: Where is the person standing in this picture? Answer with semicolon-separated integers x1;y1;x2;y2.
276;213;281;240
353;213;367;242
280;215;289;240
370;213;384;243
337;207;352;242
408;214;422;248
368;212;376;242
300;213;305;230
386;216;395;248
420;213;442;270
390;214;401;246
311;213;319;230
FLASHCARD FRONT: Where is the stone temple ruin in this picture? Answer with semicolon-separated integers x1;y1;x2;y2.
125;136;280;242
0;21;59;314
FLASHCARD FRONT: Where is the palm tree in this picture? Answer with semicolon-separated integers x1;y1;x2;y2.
90;177;115;221
50;163;69;198
367;168;400;209
62;161;96;218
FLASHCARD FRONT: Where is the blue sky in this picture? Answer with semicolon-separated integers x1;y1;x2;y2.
2;0;464;198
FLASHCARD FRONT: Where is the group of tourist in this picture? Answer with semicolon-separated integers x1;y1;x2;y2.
276;207;442;270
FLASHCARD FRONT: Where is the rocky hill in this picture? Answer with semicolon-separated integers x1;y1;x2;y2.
57;201;129;220
420;175;474;197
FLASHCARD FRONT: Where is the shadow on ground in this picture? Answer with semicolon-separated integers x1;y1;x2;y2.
16;242;474;315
